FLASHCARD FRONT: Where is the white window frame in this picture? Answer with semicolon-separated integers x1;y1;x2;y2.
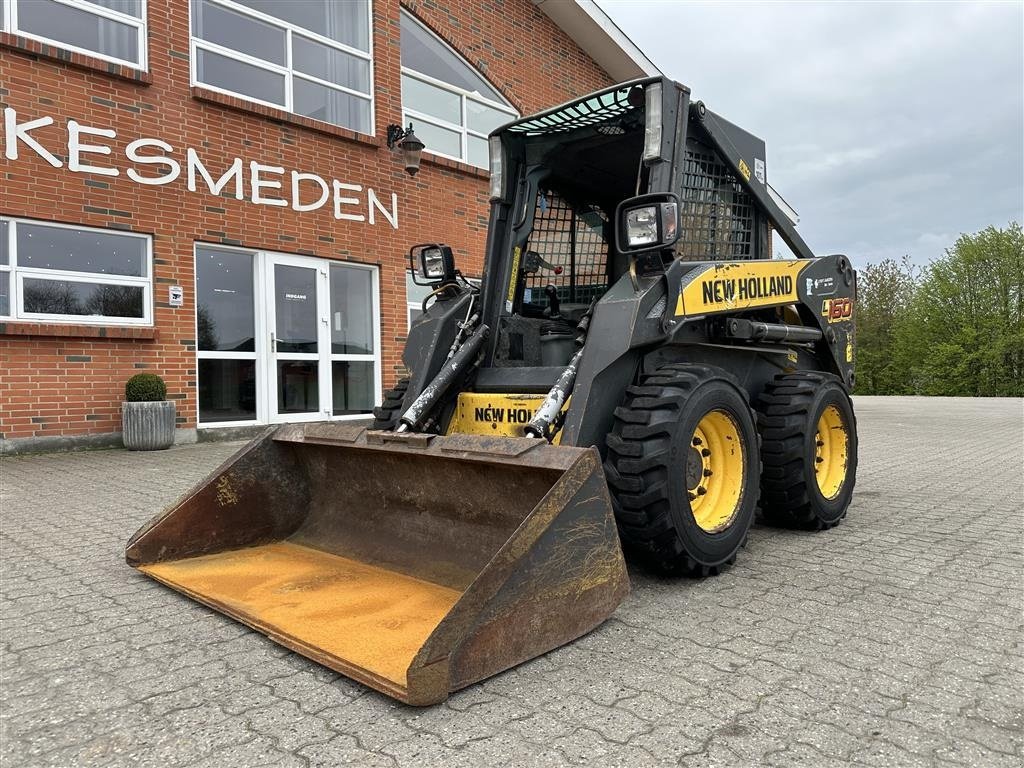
400;11;517;168
194;244;261;428
325;260;380;420
0;220;9;318
407;301;421;330
0;216;153;326
188;0;375;136
405;269;430;330
194;243;382;429
1;0;149;71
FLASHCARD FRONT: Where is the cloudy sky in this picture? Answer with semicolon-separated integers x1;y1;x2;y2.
599;0;1024;267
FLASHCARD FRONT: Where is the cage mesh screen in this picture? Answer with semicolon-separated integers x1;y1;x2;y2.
524;193;608;307
676;144;755;261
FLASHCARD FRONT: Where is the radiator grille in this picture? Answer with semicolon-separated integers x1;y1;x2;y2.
676;145;755;261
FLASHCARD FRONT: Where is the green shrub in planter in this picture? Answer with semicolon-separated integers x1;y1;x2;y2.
122;373;175;450
125;373;167;402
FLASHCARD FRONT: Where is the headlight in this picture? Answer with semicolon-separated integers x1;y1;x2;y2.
420;247;446;279
615;194;681;253
411;244;457;283
625;206;659;247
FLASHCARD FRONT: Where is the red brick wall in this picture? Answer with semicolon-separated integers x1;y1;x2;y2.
0;0;613;442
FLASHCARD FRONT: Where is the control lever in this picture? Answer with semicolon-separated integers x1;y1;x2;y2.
523;250;563;275
544;285;561;319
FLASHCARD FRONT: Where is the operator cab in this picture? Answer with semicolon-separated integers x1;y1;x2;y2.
487;82;655;373
407;77;774;393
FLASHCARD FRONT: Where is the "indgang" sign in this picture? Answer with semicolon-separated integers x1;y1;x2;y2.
1;108;399;228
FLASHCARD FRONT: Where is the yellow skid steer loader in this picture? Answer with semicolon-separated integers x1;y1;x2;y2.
127;78;857;705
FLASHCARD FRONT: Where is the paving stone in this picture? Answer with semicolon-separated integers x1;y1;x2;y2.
1;397;1022;766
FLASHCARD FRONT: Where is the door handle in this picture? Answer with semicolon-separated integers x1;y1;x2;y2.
270;331;276;349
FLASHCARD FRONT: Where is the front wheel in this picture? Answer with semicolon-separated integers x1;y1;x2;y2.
756;372;857;529
604;364;760;576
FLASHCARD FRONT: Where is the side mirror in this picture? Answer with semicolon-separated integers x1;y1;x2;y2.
614;193;680;253
409;243;457;284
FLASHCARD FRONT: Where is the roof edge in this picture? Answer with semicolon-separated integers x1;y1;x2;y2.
532;0;662;81
767;184;800;225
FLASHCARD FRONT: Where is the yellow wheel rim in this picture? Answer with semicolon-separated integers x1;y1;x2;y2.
686;409;745;533
814;405;849;499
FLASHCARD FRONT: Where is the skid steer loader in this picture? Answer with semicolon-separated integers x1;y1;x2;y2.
127;77;857;705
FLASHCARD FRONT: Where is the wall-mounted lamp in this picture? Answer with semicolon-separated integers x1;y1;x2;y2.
386;123;426;176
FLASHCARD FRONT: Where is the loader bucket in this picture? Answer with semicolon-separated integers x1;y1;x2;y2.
125;423;628;705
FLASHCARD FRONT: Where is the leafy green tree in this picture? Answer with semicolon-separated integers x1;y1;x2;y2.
893;222;1023;396
853;256;918;394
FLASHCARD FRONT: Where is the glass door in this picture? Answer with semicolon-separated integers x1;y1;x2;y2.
328;262;379;417
268;255;328;423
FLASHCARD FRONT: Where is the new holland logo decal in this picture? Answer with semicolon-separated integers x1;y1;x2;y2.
675;261;810;316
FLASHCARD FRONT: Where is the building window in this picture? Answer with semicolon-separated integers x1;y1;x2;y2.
0;217;152;325
405;269;431;329
328;263;376;415
400;10;517;168
404;269;479;330
195;244;380;427
196;246;257;423
0;219;9;317
1;0;148;70
190;0;373;134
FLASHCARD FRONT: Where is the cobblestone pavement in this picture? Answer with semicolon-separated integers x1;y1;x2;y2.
1;397;1022;767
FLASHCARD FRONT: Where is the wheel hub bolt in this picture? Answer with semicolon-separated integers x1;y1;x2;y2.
697;487;707;495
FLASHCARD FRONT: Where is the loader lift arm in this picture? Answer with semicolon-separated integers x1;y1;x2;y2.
688;102;817;260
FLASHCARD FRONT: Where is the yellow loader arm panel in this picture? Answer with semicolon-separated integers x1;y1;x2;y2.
674;260;810;316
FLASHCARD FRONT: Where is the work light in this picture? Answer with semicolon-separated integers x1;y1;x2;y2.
410;244;457;283
617;195;680;252
488;136;504;201
421;247;446;278
625;206;659;246
643;82;663;164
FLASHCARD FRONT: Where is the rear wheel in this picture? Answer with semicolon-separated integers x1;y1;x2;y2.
604;364;760;576
756;372;857;530
371;378;410;431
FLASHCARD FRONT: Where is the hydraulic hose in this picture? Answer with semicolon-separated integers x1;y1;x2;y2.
524;347;584;440
524;300;596;441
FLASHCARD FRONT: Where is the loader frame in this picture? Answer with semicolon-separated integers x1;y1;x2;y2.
400;77;856;451
127;77;857;706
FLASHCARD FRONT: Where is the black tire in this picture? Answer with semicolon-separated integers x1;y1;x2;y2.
371;377;410;430
756;372;857;530
604;364;760;576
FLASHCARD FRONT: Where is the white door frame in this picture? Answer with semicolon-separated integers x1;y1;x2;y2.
265;253;331;424
195;244;383;428
326;260;384;419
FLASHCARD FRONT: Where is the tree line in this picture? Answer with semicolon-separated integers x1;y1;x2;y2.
853;221;1023;397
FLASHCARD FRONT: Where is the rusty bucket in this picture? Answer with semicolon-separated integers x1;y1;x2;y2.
125;423;628;705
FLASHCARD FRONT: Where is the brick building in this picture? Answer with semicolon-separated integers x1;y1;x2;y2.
0;0;657;451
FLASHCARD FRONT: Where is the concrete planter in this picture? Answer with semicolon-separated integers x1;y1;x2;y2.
122;401;176;451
